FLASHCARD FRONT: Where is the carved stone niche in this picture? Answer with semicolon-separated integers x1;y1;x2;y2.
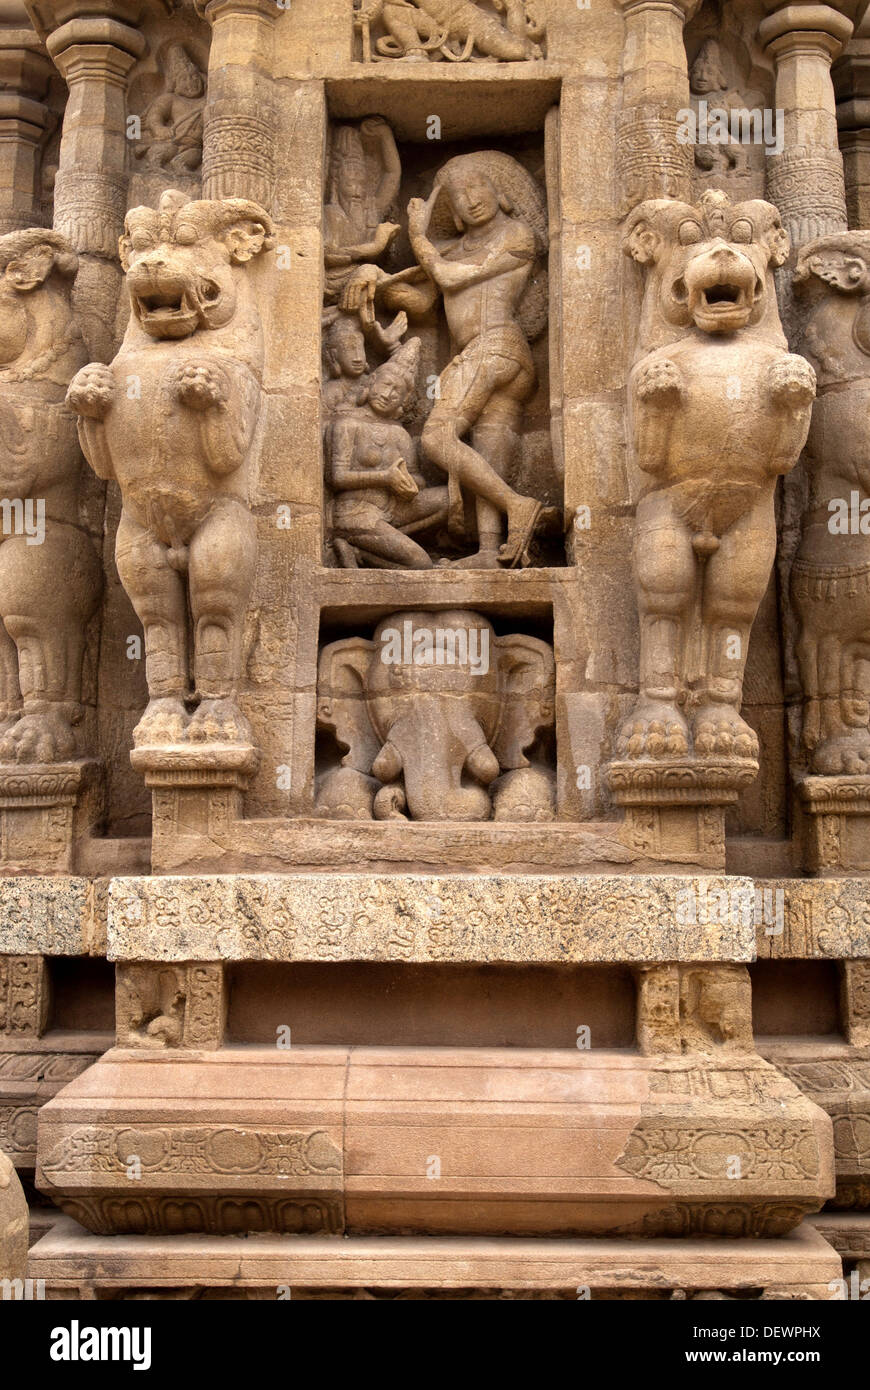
791;231;870;871
0;227;105;872
353;0;547;65
683;14;773;201
129;39;208;191
115;962;226;1050
315;609;555;822
607;190;816;867
321;121;559;572
67;189;275;847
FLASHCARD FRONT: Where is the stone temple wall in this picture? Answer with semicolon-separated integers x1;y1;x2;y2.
0;0;867;1305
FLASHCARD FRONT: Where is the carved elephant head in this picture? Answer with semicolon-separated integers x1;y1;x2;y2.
316;609;555;822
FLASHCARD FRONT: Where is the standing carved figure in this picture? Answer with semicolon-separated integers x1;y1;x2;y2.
68;190;274;749
619;190;815;762
407;151;548;568
792;233;870;773
0;230;103;763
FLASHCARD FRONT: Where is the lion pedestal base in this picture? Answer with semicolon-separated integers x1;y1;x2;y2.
0;762;103;875
35;1045;833;1239
607;760;758;870
130;746;259;874
798;776;870;873
27;1217;843;1300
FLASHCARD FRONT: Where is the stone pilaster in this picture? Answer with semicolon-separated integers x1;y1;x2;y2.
196;0;280;209
760;2;854;246
616;0;702;210
0;23;54;233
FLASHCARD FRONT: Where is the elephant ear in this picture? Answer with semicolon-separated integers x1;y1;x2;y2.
316;638;379;773
492;635;556;769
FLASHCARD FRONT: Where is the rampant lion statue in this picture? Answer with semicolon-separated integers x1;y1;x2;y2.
618;190;815;764
0;229;102;763
68;189;274;749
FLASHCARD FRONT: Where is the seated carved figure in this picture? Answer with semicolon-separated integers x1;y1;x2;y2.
329;339;449;569
619;190;815;762
134;44;205;175
0;229;103;763
68;190;274;748
792;232;870;774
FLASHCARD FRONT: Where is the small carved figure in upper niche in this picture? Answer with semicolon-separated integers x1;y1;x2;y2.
67;190;274;750
406;151;549;568
355;0;546;63
134;45;206;176
619;190;815;763
329;339;449;569
792;232;870;774
0;229;103;763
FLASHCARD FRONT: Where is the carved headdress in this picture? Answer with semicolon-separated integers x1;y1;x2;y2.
374;336;421;396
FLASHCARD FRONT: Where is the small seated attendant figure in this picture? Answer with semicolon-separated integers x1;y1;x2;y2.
330;339;448;569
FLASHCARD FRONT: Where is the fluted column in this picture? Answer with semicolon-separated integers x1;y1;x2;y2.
196;0;279;209
760;2;855;246
616;0;702;210
0;17;54;232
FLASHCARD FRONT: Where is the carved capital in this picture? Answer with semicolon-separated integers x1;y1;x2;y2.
760;4;854;54
46;19;145;80
618;0;701;20
195;0;280;24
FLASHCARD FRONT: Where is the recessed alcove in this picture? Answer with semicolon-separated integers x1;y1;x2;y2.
225;961;636;1049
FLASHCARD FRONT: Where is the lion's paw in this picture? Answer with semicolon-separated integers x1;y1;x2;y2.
185;698;252;745
616;699;690;760
0;710;76;764
812;729;870;775
67;363;116;420
635;357;684;405
172;362;227;411
133;697;189;748
768;355;816;409
692;705;758;760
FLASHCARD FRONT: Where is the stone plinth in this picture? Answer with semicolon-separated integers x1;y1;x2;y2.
607;760;758;870
27;1217;843;1300
130;745;259;873
0;762;102;875
761;1043;870;1210
35;1045;833;1239
798;776;870;874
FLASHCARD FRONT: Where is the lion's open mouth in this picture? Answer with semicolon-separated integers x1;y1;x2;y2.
702;283;741;306
133;285;202;338
138;290;186;317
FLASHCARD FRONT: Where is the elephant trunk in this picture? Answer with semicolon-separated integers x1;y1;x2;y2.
373;697;499;821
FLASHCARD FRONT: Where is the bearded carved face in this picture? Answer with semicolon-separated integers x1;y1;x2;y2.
624;190;790;336
120;191;275;341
